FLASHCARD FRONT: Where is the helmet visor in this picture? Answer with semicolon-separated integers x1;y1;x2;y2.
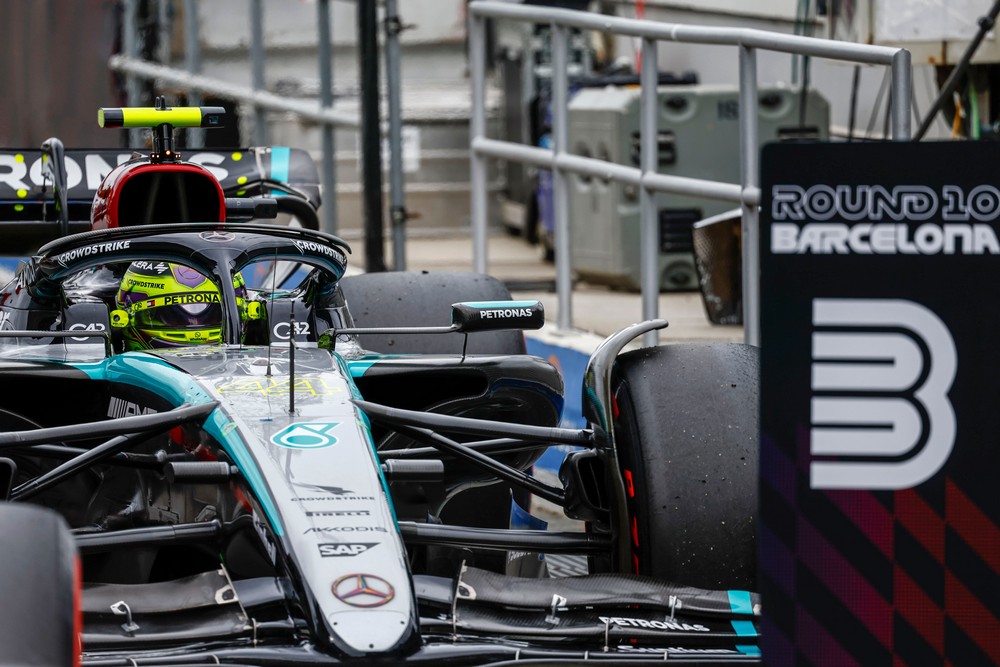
134;302;223;328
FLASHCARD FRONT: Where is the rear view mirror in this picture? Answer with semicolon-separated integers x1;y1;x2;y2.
318;300;545;352
225;197;278;221
451;301;544;333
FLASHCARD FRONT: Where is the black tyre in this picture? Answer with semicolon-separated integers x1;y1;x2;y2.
0;503;79;665
338;271;526;355
612;343;758;591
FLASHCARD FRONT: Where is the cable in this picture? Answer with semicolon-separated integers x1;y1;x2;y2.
791;0;810;84
970;79;981;140
910;72;922;133
922;66;952;137
847;64;861;142
799;55;810;130
883;88;891;141
865;68;891;140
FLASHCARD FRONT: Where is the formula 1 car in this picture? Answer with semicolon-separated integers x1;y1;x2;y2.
0;106;760;665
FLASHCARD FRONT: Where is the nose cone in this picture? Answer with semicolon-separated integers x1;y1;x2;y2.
328;609;412;654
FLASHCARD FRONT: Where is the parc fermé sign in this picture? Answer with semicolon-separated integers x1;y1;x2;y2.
759;141;1000;667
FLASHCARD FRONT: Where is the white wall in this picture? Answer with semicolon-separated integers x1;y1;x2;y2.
194;0;470;91
198;0;467;49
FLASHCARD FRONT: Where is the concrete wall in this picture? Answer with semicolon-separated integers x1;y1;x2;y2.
0;0;120;147
194;0;469;97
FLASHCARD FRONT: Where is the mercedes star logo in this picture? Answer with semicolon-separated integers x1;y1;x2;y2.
332;573;395;608
199;231;236;242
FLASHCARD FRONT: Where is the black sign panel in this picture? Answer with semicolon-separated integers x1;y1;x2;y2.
0;146;321;220
760;141;1000;666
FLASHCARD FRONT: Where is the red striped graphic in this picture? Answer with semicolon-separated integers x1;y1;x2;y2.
797;517;893;648
895;488;944;564
945;571;1000;664
796;604;864;667
827;491;893;559
945;479;1000;574
893;567;943;655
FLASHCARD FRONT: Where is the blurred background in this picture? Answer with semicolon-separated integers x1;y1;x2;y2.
4;0;996;242
2;0;997;334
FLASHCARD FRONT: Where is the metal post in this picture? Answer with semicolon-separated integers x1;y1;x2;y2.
891;49;912;140
123;0;142;148
184;0;204;149
250;0;267;146
469;14;488;274
738;45;760;347
157;0;171;65
464;1;911;337
385;0;407;270
358;0;387;272
551;25;573;331
639;38;659;348
317;0;338;234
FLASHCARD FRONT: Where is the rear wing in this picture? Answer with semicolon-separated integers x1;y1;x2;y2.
0;146;320;254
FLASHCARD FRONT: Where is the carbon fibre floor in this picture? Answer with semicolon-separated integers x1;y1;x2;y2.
546;553;589;578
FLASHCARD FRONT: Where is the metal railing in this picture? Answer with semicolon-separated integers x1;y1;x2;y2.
468;1;912;347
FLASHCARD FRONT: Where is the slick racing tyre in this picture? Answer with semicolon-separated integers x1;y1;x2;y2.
611;343;759;591
0;502;79;665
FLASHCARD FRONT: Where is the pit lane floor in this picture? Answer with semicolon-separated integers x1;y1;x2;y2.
348;228;744;346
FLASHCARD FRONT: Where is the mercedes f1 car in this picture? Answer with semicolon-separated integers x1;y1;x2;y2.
0;105;760;665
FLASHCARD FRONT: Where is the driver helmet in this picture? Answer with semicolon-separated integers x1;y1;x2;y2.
115;261;248;350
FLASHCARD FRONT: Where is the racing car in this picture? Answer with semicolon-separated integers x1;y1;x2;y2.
0;106;760;665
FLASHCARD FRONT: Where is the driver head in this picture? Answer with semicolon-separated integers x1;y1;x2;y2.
115;261;247;350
